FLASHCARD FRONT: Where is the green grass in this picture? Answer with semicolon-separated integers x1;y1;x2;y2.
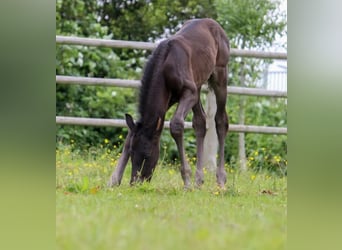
56;145;287;250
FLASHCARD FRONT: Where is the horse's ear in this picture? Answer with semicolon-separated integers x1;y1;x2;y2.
125;114;136;131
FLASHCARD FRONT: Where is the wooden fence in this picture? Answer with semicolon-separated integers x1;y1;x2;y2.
56;35;287;59
56;35;287;134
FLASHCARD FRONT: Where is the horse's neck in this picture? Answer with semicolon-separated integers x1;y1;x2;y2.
140;102;167;128
139;82;169;131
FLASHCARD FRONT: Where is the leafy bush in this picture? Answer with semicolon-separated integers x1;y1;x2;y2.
56;0;287;174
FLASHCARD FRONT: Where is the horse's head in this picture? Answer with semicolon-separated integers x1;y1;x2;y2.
125;114;162;184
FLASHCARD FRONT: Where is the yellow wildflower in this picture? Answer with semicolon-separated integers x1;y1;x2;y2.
273;155;281;163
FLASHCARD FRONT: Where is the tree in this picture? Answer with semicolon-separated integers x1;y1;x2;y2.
56;0;141;147
97;0;217;41
215;0;287;171
56;0;218;148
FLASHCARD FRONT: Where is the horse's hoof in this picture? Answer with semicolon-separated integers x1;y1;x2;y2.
195;171;204;187
108;177;120;187
183;183;193;191
216;183;226;191
195;179;204;188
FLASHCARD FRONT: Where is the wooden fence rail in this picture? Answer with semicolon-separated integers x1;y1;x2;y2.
56;116;287;134
56;75;287;98
56;35;287;60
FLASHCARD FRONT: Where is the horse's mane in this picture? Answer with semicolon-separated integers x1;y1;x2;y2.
138;40;170;119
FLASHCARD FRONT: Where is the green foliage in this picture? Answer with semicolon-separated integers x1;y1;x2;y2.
98;0;217;42
217;0;287;88
225;95;287;174
216;0;286;49
56;0;218;150
56;0;287;173
214;0;287;172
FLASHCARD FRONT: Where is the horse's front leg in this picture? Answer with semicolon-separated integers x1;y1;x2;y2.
108;131;132;187
170;88;198;189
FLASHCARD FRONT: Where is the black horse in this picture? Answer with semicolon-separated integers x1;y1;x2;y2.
108;18;230;188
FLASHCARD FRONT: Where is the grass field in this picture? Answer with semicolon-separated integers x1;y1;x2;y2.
56;144;287;250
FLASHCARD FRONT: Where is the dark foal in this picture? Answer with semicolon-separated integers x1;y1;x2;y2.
108;18;230;188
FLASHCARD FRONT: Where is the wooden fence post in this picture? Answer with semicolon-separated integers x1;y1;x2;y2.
238;60;247;171
203;89;218;172
238;96;247;171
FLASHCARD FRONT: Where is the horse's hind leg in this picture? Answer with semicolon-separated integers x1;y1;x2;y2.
108;131;132;186
192;99;207;187
210;66;229;188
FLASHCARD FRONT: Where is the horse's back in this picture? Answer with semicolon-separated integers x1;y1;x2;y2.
177;18;229;50
182;18;229;67
163;18;229;85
